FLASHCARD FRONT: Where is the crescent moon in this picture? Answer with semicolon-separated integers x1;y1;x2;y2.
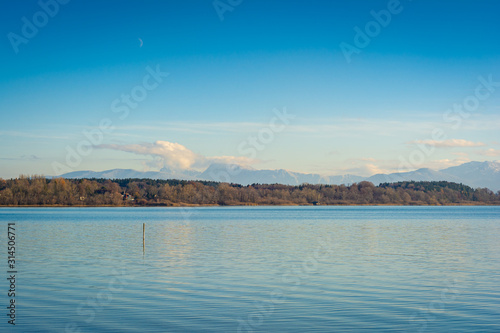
138;38;143;48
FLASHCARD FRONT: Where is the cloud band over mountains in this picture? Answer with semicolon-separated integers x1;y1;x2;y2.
409;139;485;148
98;140;256;171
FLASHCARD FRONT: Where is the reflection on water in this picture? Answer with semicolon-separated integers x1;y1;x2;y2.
0;206;499;332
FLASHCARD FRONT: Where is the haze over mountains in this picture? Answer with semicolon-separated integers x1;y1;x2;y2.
60;161;500;192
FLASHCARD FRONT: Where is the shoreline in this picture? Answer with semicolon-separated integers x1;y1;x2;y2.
1;202;499;208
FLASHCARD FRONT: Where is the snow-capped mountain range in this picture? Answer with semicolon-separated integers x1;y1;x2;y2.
59;161;500;192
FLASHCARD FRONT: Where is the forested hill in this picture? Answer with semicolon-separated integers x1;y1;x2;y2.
0;177;499;206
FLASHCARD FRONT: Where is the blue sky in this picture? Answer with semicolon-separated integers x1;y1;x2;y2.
1;0;499;178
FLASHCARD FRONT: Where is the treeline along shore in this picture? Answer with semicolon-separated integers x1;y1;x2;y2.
0;176;499;206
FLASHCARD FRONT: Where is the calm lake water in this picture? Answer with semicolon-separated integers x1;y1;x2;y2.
0;206;499;332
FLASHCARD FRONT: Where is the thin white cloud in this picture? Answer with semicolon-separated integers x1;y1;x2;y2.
345;163;391;176
409;139;485;148
421;158;472;170
109;115;500;145
116;118;436;137
480;148;500;157
452;152;469;157
0;155;41;161
333;157;397;177
0;131;68;140
327;163;393;177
